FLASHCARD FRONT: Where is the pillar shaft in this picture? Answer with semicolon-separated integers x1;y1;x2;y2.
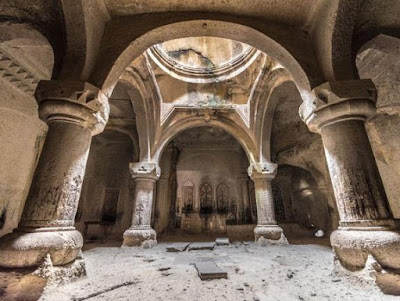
300;79;400;271
321;120;392;228
252;177;276;225
248;163;286;242
19;122;91;230
131;177;156;229
0;80;109;268
123;162;160;247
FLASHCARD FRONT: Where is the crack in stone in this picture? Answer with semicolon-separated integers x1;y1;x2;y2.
72;280;140;301
167;48;216;70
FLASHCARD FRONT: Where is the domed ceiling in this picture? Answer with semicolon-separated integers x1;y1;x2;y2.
156;37;253;70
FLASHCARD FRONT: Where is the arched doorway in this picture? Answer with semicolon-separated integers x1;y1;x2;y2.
154;126;256;241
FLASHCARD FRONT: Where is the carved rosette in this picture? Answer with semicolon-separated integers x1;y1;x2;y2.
35;80;110;136
129;162;161;181
299;79;377;133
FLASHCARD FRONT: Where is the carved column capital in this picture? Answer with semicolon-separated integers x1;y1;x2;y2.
129;162;161;181
299;79;377;133
35;80;110;135
247;162;278;181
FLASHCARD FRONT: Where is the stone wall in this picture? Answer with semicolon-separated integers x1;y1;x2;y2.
0;23;53;238
357;36;400;217
174;148;250;233
0;80;47;237
274;165;332;233
76;130;134;241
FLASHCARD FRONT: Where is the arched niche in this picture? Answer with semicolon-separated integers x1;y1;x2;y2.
274;164;332;234
200;182;213;214
216;184;229;213
154;126;255;238
77;129;136;241
182;180;195;212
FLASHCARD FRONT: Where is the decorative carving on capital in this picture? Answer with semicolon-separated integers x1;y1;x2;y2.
248;162;278;180
129;162;161;180
299;80;377;133
35;80;110;135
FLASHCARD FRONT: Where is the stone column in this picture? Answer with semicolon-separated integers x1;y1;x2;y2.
123;162;160;247
0;80;109;268
300;79;400;270
248;162;286;243
238;173;249;222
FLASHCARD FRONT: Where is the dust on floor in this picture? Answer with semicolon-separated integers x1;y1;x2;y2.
39;241;399;301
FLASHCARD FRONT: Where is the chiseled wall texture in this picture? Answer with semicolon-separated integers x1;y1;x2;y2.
357;39;400;218
76;131;134;240
175;148;248;233
0;80;47;238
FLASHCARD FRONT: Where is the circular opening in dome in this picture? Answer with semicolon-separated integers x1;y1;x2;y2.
148;37;259;83
155;37;253;70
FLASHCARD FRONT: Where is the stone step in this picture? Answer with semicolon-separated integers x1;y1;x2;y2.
215;238;230;246
195;261;228;280
188;242;215;251
166;243;190;252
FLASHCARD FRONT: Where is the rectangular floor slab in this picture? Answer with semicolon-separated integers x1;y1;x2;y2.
215;238;230;246
166;243;190;252
195;261;228;280
188;242;216;251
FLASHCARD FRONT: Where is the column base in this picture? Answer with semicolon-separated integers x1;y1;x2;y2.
122;227;157;248
331;228;400;271
254;225;288;245
333;253;400;296
0;229;83;268
0;252;86;300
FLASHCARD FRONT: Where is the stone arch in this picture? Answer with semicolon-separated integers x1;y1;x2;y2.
92;19;315;103
115;75;159;162
154;120;257;166
252;69;295;162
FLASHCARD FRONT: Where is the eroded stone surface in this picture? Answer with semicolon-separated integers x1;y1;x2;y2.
0;1;400;296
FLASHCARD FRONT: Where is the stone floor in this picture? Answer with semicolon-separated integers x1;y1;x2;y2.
36;239;399;301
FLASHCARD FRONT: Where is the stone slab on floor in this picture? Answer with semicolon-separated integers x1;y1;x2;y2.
188;242;216;251
216;238;230;246
166;243;190;252
195;261;228;280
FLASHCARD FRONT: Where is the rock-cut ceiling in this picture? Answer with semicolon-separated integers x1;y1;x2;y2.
122;36;283;127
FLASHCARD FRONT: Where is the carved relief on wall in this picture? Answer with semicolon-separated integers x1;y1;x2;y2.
182;180;194;212
200;182;213;214
217;184;229;213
